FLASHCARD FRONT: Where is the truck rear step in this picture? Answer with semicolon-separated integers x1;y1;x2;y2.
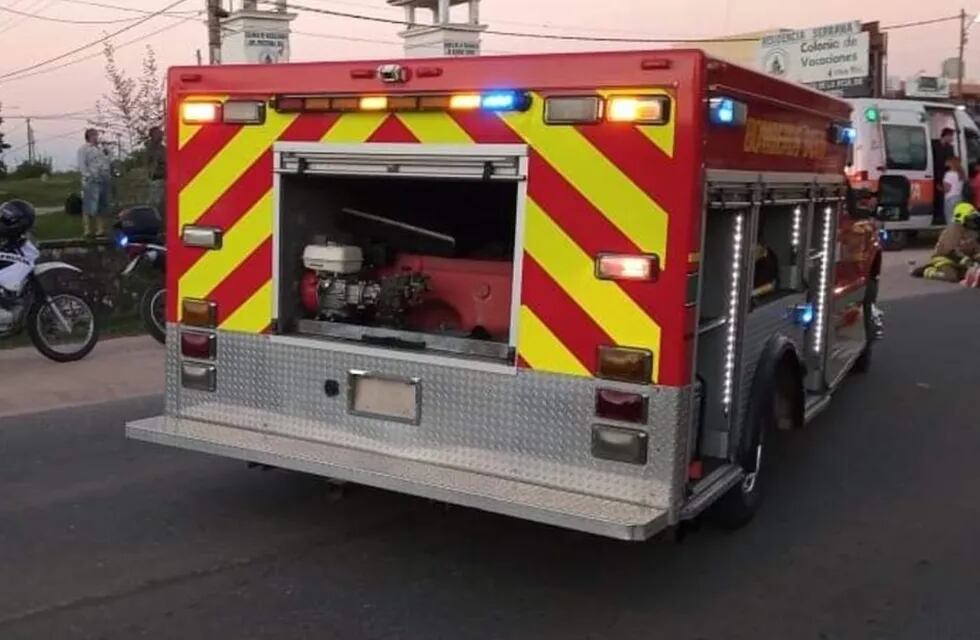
127;415;670;541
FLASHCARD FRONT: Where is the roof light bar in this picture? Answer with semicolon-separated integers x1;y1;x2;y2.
271;91;532;114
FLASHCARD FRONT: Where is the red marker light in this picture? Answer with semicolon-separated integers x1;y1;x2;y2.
595;254;660;281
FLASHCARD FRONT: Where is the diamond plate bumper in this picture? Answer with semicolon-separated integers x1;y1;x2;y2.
127;415;670;540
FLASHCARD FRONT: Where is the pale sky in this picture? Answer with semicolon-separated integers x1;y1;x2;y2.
0;0;977;169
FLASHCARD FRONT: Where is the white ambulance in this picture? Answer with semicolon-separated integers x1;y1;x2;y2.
847;98;980;249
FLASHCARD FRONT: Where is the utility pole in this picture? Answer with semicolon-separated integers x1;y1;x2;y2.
26;118;35;164
959;8;967;99
207;0;228;64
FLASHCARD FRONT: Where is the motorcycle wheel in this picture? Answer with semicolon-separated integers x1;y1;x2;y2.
27;291;99;362
140;285;166;344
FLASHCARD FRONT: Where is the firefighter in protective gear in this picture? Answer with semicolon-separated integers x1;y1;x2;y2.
914;202;980;281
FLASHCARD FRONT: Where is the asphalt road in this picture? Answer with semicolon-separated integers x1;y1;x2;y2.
2;285;979;639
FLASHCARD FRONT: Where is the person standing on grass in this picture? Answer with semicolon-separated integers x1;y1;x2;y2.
76;128;111;239
145;126;166;224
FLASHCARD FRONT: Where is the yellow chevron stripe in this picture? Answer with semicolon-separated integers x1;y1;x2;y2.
396;112;473;144
179;110;297;226
524;198;661;381
178;191;272;313
321;112;388;142
179;123;202;150
598;88;675;157
222;281;273;333
501;94;669;267
517;306;589;376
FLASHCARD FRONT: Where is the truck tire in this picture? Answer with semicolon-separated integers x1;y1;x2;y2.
711;344;801;530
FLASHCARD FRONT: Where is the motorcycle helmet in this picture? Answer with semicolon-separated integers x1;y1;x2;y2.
0;200;36;239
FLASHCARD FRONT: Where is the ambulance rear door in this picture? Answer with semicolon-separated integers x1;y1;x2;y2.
879;107;934;220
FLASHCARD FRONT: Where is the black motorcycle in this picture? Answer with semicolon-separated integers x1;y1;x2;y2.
115;206;166;344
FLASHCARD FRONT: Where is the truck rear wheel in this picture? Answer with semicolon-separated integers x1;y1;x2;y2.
711;359;798;530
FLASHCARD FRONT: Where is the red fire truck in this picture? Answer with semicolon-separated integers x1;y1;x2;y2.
128;50;892;540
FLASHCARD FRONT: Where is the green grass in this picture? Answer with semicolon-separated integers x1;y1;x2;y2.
32;212;85;242
0;171;148;213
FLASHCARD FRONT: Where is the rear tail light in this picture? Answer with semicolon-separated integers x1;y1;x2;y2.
607;96;670;124
595;389;648;423
181;331;216;360
181;102;221;124
597;346;653;384
595;253;660;281
182;298;217;328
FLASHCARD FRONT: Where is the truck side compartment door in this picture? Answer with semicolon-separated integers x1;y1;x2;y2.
825;203;872;388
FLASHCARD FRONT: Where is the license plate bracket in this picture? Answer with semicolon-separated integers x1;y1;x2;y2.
348;370;421;425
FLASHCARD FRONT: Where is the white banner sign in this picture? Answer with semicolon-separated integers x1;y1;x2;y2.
758;21;869;87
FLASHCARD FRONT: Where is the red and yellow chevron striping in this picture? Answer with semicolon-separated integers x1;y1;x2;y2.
172;90;679;383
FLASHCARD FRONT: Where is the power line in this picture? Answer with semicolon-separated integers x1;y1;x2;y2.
0;0;188;81
290;28;516;54
262;1;764;43
50;0;198;17
276;2;968;45
0;11;200;85
881;15;961;31
0;4;140;24
298;0;727;39
0;0;57;36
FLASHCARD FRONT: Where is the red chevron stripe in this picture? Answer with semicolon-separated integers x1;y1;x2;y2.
368;115;419;143
577;120;697;386
175;123;242;192
206;237;273;325
575;124;687;215
525;151;671;323
521;254;611;374
448;111;522;143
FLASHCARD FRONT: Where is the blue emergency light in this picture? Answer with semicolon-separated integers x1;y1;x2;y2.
481;91;527;111
791;302;815;327
709;97;746;126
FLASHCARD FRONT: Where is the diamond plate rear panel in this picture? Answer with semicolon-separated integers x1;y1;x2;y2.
163;328;690;510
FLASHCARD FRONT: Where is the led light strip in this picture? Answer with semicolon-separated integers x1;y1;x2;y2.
813;206;834;353
791;206;803;249
722;213;745;411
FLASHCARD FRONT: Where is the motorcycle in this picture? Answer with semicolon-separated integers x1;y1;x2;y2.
116;206;165;344
0;236;100;362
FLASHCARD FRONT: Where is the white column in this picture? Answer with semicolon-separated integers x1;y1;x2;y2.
404;5;416;25
438;0;450;24
468;0;479;25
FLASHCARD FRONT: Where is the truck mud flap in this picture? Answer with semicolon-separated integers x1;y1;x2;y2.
127;415;670;541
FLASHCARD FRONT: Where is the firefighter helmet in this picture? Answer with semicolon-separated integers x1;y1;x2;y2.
953;202;978;226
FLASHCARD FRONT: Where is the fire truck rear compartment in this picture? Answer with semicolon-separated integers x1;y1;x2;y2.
276;172;520;361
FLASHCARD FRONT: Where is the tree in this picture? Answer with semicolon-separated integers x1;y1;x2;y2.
90;42;164;159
